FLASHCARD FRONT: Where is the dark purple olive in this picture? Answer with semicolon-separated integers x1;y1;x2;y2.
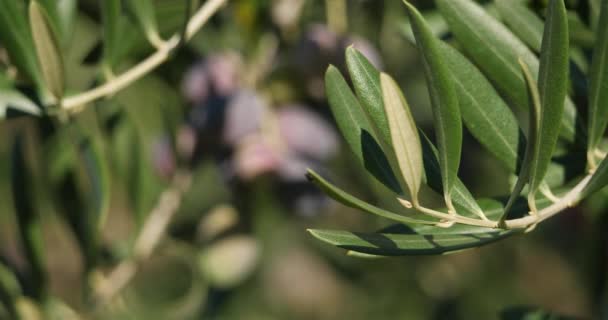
151;135;176;180
222;90;267;146
277;105;338;161
181;61;210;104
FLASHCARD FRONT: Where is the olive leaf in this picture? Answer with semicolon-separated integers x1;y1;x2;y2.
528;0;569;194
29;0;65;101
125;0;163;47
307;229;514;257
325;66;403;194
0;0;43;91
581;155;608;199
380;73;423;203
11;134;48;300
587;0;608;165
306;169;435;225
404;1;462;209
436;0;578;143
101;0;122;69
495;0;543;53
346;47;390;147
500;60;541;222
440;41;523;173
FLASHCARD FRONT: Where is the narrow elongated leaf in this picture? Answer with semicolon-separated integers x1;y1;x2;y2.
81;140;111;233
581;155;608;199
440;42;523;173
346;47;390;147
306;169;435;225
500;60;541;221
0;89;41;119
405;2;462;207
436;0;578;142
381;73;423;202
495;0;543;53
11;134;47;300
325;66;403;194
125;0;162;46
587;0;608;162
401;10;449;44
36;0;62;41
308;229;513;256
101;0;122;68
419;131;485;218
529;0;569;193
0;262;20;319
29;1;65;101
0;0;42;89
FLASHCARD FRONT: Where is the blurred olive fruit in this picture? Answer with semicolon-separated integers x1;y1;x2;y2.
263;248;346;318
222;89;267;146
198;236;260;289
128;251;207;319
277;105;338;161
181;62;209;104
271;0;305;32
176;124;197;162
196;204;240;242
233;136;281;181
151;135;176;180
181;52;244;104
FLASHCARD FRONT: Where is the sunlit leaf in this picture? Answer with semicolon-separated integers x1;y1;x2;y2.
405;1;462;208
308;228;514;256
587;0;608;164
380;73;423;202
440;41;523;173
325;66;403;194
528;0;569;194
29;0;65;101
0;89;41;119
306;169;435;225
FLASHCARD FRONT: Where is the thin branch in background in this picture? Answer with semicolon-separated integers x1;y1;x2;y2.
93;171;192;308
62;0;228;113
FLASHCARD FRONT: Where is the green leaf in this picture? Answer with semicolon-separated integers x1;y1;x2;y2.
101;0;122;69
495;0;543;53
587;0;608;162
380;73;423;203
11;134;47;300
440;41;523;173
0;262;20;319
581;155;608;199
308;228;513;256
0;0;43;90
306;169;435;225
346;47;390;147
500;60;542;222
125;0;162;47
436;0;578;143
325;66;403;194
81;140;111;234
419;131;484;218
401;10;449;50
529;0;569;194
404;1;462;208
0;88;41;119
29;0;65;101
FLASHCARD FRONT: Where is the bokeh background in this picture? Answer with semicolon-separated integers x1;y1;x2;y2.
0;0;606;319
